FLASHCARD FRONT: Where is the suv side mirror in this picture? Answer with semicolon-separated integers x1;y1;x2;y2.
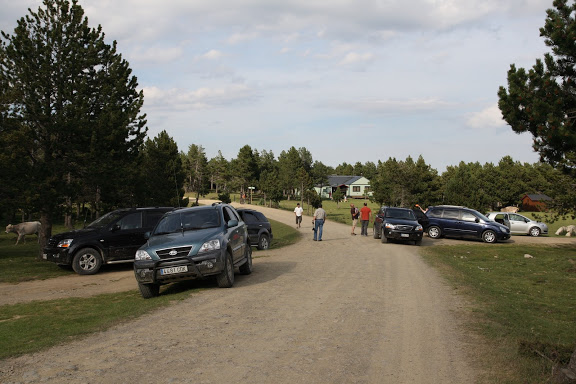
144;231;151;240
111;224;121;232
227;219;238;228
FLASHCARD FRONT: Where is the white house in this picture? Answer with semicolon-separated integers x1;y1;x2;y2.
315;175;372;199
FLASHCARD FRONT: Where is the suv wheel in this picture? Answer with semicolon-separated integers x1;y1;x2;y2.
239;245;253;275
482;230;497;243
72;248;102;275
257;234;270;250
373;225;380;239
427;226;442;239
217;252;235;288
138;282;160;299
529;227;541;237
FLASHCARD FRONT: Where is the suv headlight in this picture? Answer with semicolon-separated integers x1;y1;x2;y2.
385;223;395;229
415;224;423;231
199;239;221;253
57;239;73;248
135;249;152;261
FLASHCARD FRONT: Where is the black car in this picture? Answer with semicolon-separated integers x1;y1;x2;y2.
425;205;510;243
134;203;252;298
236;208;273;250
373;206;424;245
42;207;174;275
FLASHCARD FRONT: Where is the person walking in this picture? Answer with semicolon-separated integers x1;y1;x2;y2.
350;203;359;235
360;202;372;236
312;204;327;241
294;203;303;228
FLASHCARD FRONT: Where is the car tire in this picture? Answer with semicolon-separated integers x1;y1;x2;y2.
239;245;253;275
482;230;497;243
257;234;270;250
138;282;160;299
217;252;234;288
380;233;387;243
427;226;442;239
72;248;102;275
529;227;541;237
373;225;379;239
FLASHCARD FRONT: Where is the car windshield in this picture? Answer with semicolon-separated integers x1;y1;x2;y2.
385;208;415;220
153;209;220;235
86;211;126;229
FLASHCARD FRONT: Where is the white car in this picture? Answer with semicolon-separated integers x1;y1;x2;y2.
485;212;548;237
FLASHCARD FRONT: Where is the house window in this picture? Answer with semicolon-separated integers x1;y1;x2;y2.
353;186;360;192
364;187;371;193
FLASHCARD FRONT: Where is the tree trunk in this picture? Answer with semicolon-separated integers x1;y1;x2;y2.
38;211;52;256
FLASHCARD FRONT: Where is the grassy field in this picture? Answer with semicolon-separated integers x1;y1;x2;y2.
421;243;576;383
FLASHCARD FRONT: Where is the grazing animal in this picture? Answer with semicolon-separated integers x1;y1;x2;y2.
5;221;41;245
500;206;519;213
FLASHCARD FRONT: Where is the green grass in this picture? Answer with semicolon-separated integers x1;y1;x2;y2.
0;226;71;283
268;218;302;249
0;219;300;359
421;243;576;383
0;289;193;359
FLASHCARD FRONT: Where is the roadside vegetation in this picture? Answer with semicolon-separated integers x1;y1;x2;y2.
421;244;576;383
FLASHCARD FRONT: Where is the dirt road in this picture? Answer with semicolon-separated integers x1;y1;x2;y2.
2;202;571;383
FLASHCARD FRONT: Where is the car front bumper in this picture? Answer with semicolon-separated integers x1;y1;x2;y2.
42;247;72;265
134;252;225;284
384;229;423;242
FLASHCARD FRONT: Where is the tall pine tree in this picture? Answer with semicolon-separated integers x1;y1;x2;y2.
0;0;147;243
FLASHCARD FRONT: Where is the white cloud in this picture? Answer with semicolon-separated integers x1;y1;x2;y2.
339;52;375;66
466;104;506;129
129;46;183;63
198;49;224;60
143;84;258;111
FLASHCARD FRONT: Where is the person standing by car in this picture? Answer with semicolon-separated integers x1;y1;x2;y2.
294;203;303;228
350;203;359;235
360;202;372;236
312;204;327;241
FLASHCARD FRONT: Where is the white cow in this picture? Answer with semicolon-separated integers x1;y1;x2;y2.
5;221;41;245
500;206;519;213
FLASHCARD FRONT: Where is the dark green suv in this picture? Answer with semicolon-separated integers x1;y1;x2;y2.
133;203;252;298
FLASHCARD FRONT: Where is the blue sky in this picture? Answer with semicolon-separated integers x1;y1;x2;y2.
0;0;555;172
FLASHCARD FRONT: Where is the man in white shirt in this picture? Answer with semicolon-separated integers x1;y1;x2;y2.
294;203;304;228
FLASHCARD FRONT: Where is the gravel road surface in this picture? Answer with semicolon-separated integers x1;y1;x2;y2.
3;201;570;383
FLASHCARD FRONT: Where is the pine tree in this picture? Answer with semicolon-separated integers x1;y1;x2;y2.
0;0;147;243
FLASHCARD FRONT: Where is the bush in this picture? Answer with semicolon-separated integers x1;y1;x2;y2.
218;191;231;204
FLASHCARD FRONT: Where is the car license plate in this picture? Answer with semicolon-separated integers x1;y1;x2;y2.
160;266;188;275
401;233;409;238
42;253;47;260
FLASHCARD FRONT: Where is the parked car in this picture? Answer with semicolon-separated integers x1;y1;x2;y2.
373;206;424;245
426;205;510;243
133;203;252;298
236;208;273;250
42;207;174;275
485;212;548;237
